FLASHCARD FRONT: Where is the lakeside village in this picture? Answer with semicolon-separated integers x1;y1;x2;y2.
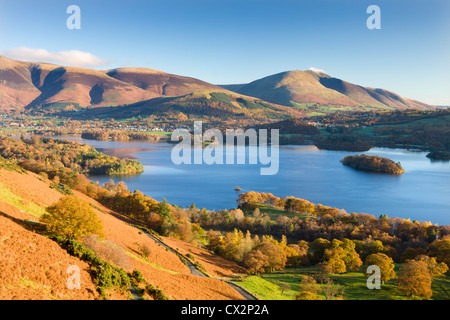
0;112;329;134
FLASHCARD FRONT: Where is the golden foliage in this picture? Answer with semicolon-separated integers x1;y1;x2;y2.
42;195;105;240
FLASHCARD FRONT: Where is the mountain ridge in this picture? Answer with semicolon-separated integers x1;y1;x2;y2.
219;70;432;111
0;56;231;112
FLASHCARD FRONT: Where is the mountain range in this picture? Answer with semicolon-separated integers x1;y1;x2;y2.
0;56;433;119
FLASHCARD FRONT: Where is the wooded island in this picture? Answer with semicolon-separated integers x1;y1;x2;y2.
341;154;405;175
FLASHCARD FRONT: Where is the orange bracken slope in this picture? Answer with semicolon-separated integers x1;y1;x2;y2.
0;166;244;300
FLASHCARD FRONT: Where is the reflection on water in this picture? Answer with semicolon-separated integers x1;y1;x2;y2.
59;136;450;225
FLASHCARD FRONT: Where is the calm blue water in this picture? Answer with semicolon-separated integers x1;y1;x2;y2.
61;137;450;225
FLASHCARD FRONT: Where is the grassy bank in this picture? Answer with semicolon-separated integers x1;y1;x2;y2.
232;266;450;300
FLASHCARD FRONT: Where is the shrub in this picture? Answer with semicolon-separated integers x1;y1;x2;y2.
141;244;151;258
130;270;146;284
146;284;169;300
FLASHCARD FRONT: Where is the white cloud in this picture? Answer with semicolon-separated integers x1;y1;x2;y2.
0;47;107;67
309;67;327;74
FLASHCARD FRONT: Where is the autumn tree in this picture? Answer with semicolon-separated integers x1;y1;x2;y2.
284;197;315;215
324;246;347;274
243;240;287;273
340;238;363;271
42;195;104;240
206;229;226;255
396;260;433;299
354;239;388;261
223;229;246;262
323;239;362;273
257;240;287;272
243;249;268;274
286;240;309;266
364;253;396;283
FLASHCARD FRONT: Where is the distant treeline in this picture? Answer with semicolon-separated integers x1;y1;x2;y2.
314;135;372;152
81;130;163;142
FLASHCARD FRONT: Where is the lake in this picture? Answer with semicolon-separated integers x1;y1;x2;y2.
60;137;450;225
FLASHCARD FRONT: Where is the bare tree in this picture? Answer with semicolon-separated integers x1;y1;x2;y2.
322;277;345;300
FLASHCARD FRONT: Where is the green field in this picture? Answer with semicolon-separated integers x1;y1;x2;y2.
232;266;450;300
242;203;313;222
145;131;172;137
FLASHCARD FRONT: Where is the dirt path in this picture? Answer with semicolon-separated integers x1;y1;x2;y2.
143;232;257;300
128;286;141;300
144;232;206;277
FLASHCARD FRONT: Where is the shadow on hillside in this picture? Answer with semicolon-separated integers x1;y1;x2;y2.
88;201;142;226
0;210;47;234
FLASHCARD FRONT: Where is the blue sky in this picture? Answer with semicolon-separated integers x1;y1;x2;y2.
0;0;449;105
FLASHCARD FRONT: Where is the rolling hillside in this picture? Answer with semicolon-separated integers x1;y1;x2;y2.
220;70;432;112
70;91;303;122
